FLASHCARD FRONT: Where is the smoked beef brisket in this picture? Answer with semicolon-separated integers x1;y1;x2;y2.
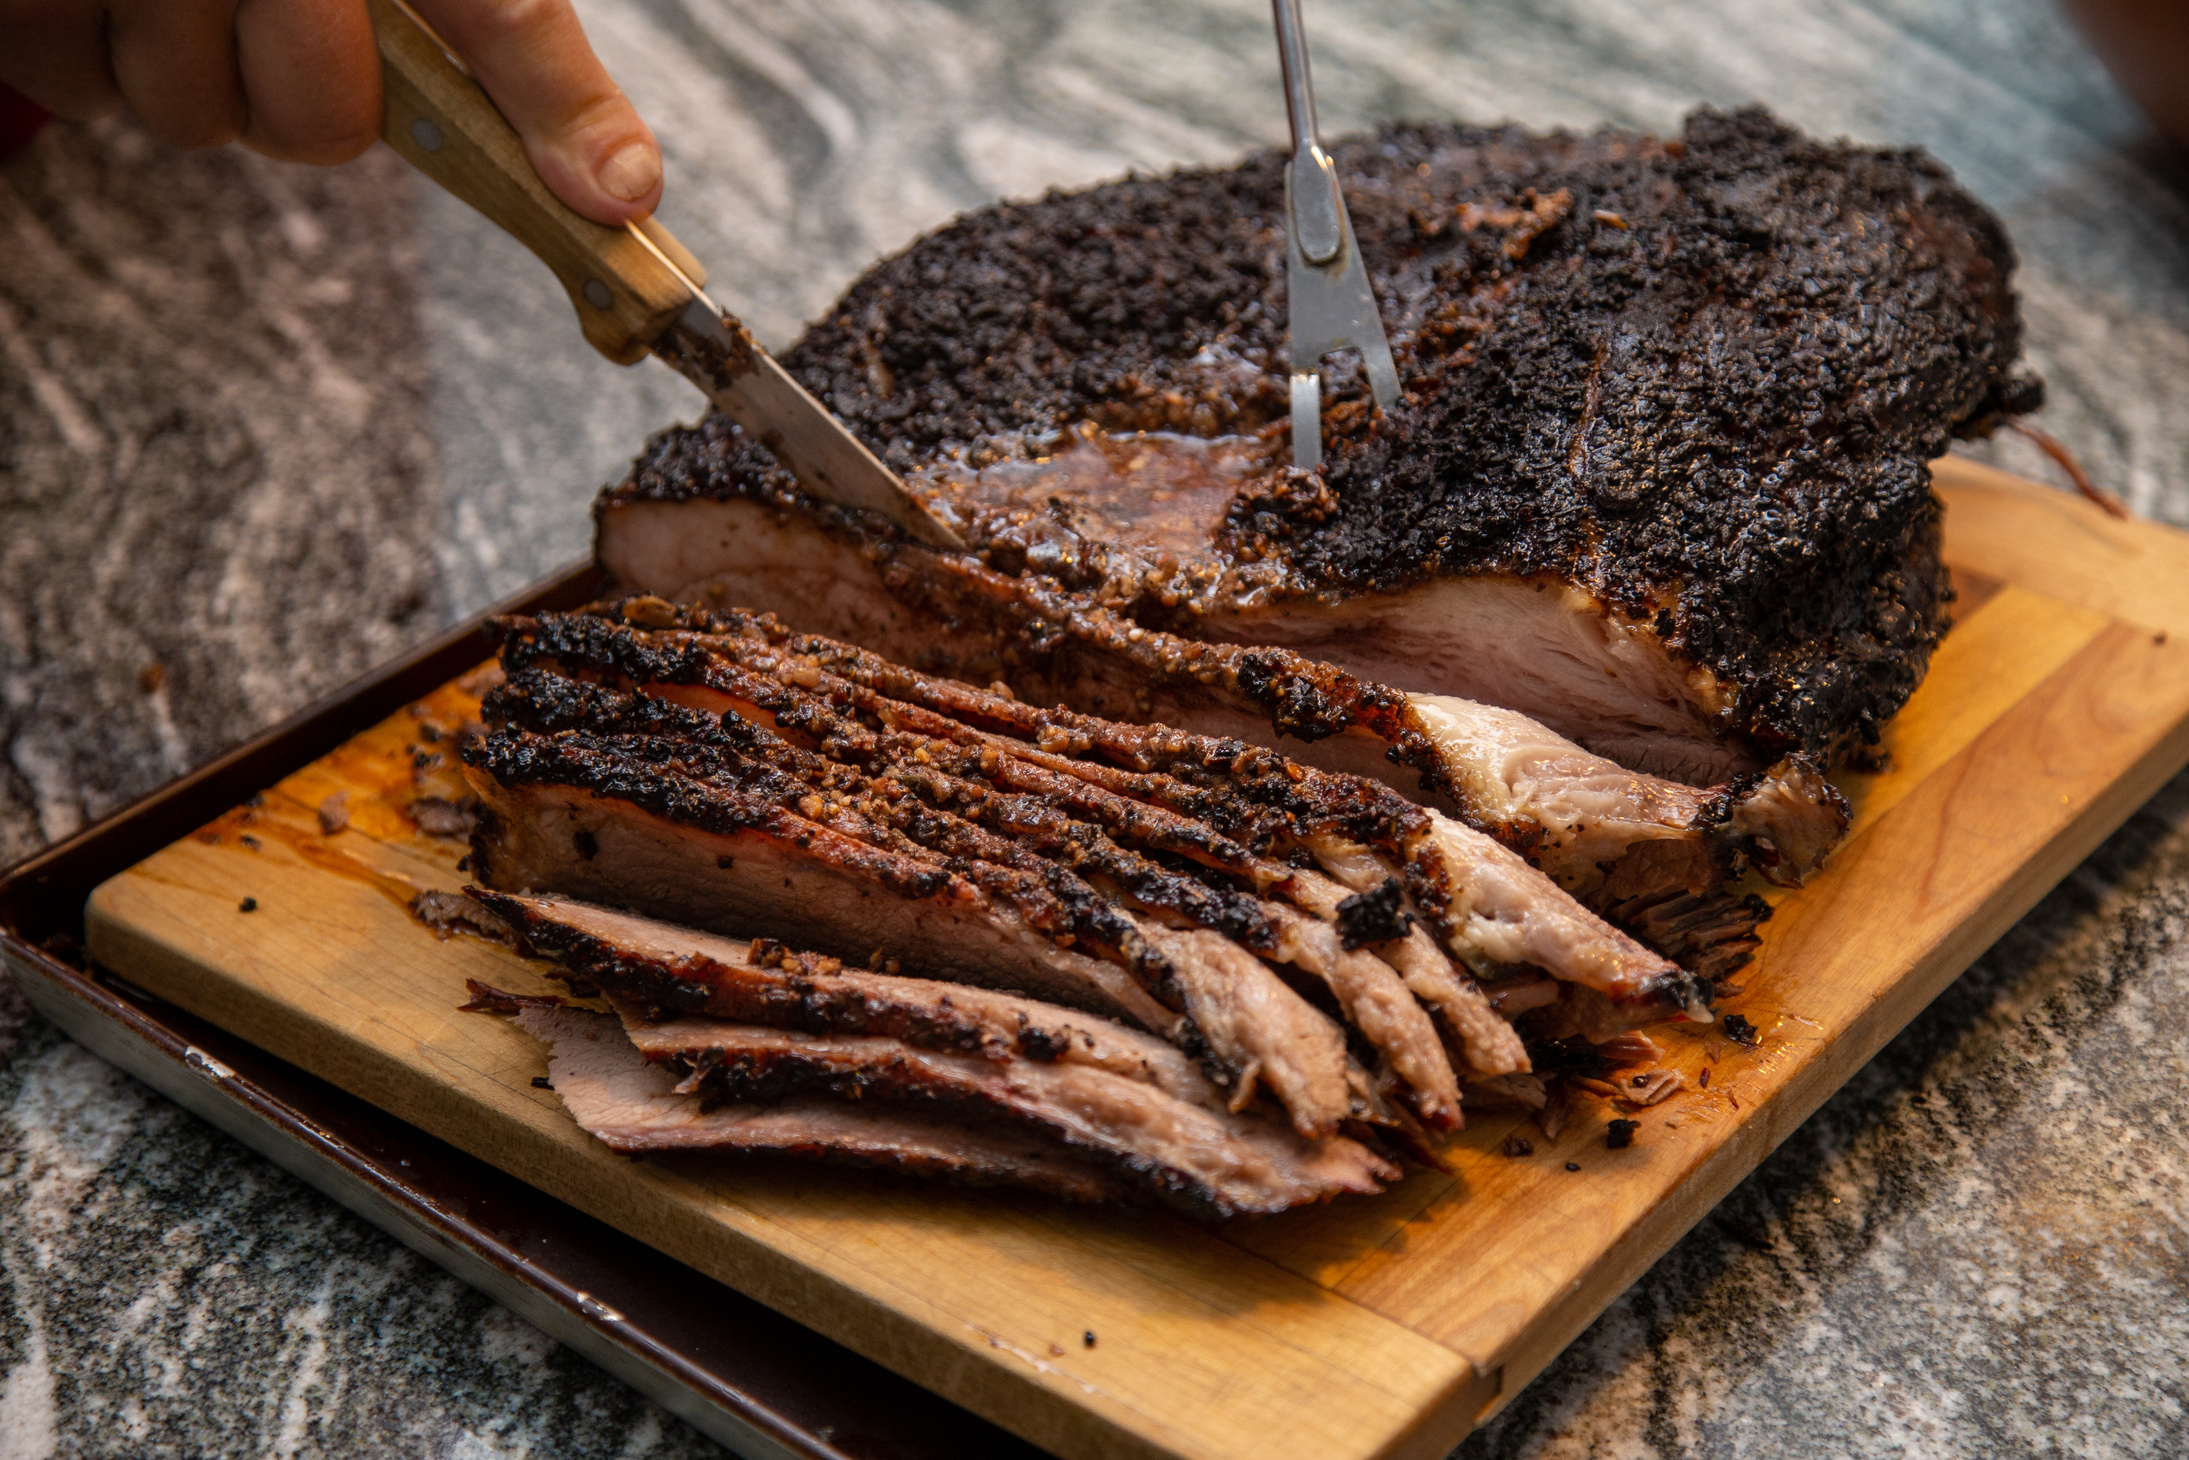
600;107;2037;782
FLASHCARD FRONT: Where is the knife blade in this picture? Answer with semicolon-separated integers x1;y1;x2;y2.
367;0;965;552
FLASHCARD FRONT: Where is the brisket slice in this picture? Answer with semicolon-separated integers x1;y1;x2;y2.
462;654;1382;1137
473;888;1191;1077
473;898;1394;1218
462;727;1360;1139
598;106;2036;782
619;1015;1394;1221
501;600;1702;1019
464;604;1718;1143
598;503;1844;921
485;628;1470;1117
507;1004;1133;1205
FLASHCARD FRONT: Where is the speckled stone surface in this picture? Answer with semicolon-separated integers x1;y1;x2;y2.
3;0;2188;1454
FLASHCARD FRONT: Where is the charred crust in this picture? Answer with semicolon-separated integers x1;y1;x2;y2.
602;107;2028;764
1333;878;1415;950
663;1049;1242;1222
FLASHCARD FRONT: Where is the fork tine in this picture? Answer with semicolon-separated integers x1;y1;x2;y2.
1290;372;1323;470
1272;0;1400;468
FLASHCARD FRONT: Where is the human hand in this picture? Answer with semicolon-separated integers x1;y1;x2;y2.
2063;0;2189;154
0;0;661;224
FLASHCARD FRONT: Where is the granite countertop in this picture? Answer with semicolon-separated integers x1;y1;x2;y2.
3;0;2188;1454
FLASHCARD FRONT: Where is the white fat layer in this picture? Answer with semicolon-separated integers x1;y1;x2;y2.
1421;811;1683;1004
1301;813;1682;1006
1407;694;1717;894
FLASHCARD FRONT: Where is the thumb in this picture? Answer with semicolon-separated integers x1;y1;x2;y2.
406;0;661;224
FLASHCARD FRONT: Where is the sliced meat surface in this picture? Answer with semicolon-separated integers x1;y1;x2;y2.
472;891;1401;1217
598;494;1844;929
494;602;1705;1025
475;888;1207;1087
464;685;1360;1137
467;604;1724;1160
616;1012;1394;1220
510;1005;1131;1205
465;741;1170;1029
482;618;1453;1122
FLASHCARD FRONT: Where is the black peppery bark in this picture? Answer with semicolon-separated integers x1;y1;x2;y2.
610;107;2036;762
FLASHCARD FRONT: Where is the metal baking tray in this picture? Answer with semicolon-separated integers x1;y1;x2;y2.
0;563;1046;1460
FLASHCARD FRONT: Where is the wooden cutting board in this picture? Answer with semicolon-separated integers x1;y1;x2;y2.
82;456;2189;1460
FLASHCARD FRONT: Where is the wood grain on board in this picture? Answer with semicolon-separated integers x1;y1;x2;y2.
84;465;2189;1460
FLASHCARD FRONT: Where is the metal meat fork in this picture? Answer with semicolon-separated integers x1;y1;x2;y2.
1271;0;1399;469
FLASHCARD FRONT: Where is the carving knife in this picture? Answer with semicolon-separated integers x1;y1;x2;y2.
367;0;965;551
1270;0;1398;470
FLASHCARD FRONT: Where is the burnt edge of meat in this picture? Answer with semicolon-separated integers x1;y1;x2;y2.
468;885;1079;1063
656;1045;1254;1222
489;602;1446;873
601;106;2037;764
462;675;1196;1011
475;628;1288;961
1334;878;1414;950
541;599;1712;1019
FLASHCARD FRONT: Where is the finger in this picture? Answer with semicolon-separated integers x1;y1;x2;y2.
0;0;124;121
106;0;250;149
409;0;661;224
234;0;381;164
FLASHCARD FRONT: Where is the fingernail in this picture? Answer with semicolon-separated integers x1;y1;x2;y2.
599;140;660;203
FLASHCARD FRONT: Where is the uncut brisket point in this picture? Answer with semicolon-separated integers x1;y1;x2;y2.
603;106;2037;780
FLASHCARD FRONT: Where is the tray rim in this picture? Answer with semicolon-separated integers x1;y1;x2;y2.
0;561;1046;1460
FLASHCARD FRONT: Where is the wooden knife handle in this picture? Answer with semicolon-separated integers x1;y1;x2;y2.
368;0;707;364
